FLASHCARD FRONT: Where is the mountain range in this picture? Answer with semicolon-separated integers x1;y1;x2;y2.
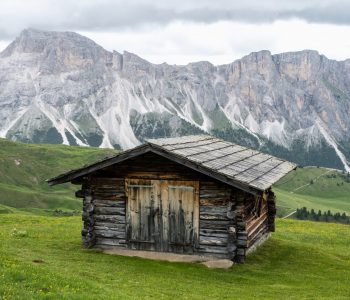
0;29;349;171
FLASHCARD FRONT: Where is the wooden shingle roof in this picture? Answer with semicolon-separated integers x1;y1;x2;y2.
147;135;296;191
48;135;296;193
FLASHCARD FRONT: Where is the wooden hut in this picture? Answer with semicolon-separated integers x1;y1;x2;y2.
48;135;296;262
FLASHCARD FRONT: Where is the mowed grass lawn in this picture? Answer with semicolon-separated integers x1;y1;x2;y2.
0;215;349;299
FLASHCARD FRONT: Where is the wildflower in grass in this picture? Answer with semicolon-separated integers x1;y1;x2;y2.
11;228;28;237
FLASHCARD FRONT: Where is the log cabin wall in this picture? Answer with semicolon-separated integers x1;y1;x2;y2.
243;190;275;257
78;152;273;261
198;181;234;258
80;177;127;249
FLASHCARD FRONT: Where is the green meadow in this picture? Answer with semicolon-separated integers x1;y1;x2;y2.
274;167;350;216
0;214;349;300
0;138;115;213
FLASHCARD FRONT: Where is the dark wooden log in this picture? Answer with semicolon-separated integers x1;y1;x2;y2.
227;242;237;253
248;224;268;248
91;177;125;185
200;220;230;230
267;190;276;232
199;236;227;246
93;199;126;207
200;205;228;214
94;229;126;239
83;203;94;214
246;211;268;233
94;214;126;224
92;194;125;200
248;218;268;239
83;218;95;227
82;231;96;248
92;191;125;196
237;238;247;247
200;228;228;235
93;186;125;191
200;213;228;221
83;195;93;204
247;232;270;252
81;190;96;248
236;221;246;230
95;238;126;246
237;232;248;239
94;206;126;216
197;245;228;255
200;232;228;239
94;223;126;231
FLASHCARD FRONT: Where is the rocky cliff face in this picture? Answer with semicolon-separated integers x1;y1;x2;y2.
1;29;349;171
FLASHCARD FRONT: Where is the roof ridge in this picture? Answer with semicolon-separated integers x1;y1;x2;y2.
147;135;213;147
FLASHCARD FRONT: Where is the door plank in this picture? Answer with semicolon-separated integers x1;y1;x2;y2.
163;180;199;253
126;179;159;250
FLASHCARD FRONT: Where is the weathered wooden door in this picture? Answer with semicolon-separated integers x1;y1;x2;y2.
160;181;199;253
126;179;199;253
125;179;161;251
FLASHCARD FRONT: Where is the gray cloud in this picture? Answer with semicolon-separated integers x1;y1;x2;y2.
0;0;349;40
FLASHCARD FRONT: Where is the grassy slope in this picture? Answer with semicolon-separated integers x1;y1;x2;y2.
0;214;349;299
274;167;350;216
0;138;116;213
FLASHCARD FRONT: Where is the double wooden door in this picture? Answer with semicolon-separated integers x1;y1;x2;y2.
125;179;199;253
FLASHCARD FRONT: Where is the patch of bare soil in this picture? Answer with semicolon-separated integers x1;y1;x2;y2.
103;248;234;269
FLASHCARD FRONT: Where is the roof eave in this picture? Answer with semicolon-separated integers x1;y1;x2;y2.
46;144;152;186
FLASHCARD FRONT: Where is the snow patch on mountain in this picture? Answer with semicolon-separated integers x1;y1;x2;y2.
316;119;350;173
0;107;29;138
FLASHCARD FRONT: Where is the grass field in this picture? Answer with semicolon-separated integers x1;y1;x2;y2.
0;138;115;213
0;214;349;299
274;167;350;216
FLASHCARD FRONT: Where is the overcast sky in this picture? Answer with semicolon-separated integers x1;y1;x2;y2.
0;0;350;64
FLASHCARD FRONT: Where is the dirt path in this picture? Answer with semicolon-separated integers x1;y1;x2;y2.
282;210;297;219
290;169;333;193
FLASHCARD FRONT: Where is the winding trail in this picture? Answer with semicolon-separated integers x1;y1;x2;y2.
290;169;333;193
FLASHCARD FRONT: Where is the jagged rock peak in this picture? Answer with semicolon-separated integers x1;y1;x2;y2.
1;28;109;59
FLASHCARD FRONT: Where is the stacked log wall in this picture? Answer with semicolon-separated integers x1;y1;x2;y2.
245;192;271;254
267;190;276;232
81;177;127;248
198;181;234;257
80;183;95;247
233;192;248;263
